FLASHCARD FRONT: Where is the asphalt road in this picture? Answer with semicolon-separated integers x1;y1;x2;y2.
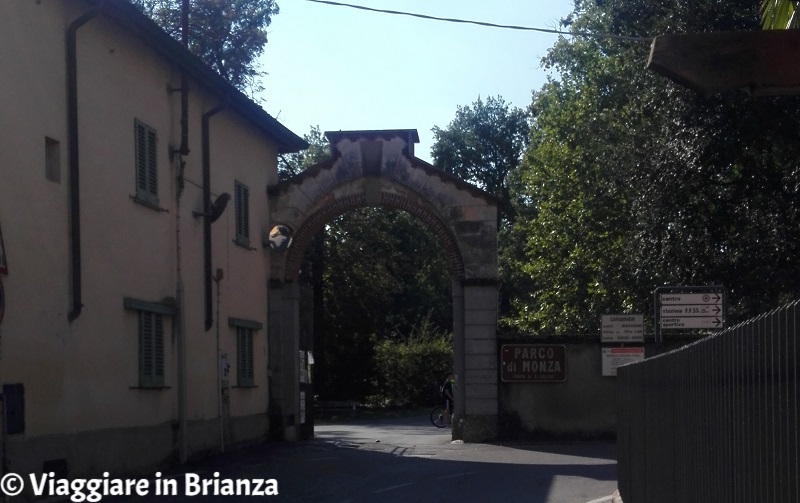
117;414;618;503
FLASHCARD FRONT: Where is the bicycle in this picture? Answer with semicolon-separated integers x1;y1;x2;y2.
430;405;452;428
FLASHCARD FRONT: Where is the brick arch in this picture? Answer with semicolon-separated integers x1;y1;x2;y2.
267;130;499;444
284;190;465;283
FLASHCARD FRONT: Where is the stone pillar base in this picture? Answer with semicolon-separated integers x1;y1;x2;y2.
283;425;298;442
462;414;498;443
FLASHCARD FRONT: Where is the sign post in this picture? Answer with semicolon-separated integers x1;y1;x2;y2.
654;286;726;352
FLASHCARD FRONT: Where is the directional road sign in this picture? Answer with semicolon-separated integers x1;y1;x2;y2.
660;305;722;316
660;316;724;329
655;286;726;331
659;293;723;305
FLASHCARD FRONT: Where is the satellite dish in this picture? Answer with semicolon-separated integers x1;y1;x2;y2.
192;192;230;222
207;193;230;223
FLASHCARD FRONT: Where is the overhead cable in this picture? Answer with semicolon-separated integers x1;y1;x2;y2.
302;0;652;43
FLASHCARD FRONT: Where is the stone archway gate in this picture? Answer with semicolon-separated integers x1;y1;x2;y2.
267;129;499;442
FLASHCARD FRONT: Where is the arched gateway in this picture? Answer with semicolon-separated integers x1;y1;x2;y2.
267;130;499;442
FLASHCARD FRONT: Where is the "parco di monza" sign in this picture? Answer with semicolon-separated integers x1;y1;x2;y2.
500;344;566;383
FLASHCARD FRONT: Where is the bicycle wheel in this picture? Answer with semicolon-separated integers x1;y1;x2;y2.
430;405;447;428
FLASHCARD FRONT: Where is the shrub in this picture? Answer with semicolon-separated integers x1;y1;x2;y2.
369;318;453;407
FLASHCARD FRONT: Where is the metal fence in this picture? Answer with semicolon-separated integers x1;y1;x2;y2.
617;301;799;503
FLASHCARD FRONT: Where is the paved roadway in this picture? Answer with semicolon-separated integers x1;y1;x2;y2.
121;414;618;503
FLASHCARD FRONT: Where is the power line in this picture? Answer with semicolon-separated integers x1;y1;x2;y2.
302;0;652;43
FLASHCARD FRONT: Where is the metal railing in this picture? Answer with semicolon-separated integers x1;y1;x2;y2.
617;301;799;503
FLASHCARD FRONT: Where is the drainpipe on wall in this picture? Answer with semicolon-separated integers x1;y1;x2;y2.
213;269;224;453
176;149;188;462
176;262;188;463
177;78;190;156
201;105;225;331
66;1;103;322
178;0;189;156
175;0;190;464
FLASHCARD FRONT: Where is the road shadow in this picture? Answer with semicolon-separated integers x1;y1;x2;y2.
110;416;617;503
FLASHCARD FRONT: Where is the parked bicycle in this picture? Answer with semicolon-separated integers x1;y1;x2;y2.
430;405;452;428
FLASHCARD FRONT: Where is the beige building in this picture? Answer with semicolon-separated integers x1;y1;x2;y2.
0;0;306;477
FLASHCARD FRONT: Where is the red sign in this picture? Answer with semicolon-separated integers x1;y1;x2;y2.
500;344;566;382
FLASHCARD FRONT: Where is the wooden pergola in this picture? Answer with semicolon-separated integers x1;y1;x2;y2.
647;29;800;95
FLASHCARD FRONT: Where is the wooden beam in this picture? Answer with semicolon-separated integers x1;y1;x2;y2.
647;29;800;95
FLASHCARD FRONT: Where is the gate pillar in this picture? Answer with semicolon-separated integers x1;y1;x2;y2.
461;280;499;441
452;280;465;440
268;280;301;441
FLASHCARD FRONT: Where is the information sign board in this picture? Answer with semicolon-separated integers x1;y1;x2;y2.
601;314;644;342
500;344;566;383
602;347;645;376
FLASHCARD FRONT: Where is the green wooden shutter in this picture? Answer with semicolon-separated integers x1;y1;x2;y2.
139;311;165;387
237;327;254;386
235;181;250;244
134;120;158;205
136;122;148;193
153;314;164;383
146;128;158;196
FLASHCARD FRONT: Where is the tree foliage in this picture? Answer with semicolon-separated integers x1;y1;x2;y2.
323;209;452;339
502;0;800;335
431;96;529;225
761;0;799;29
370;318;453;407
314;207;453;401
130;0;278;92
278;125;329;178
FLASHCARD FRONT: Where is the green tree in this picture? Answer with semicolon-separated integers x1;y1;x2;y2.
503;78;639;334
503;0;800;334
320;207;452;400
431;96;529;225
371;317;452;407
130;0;279;91
278;125;329;178
761;0;799;28
324;209;452;339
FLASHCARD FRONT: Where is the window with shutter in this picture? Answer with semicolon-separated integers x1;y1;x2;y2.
228;318;261;387
139;311;165;388
234;180;250;247
134;119;159;207
125;297;174;389
237;327;255;387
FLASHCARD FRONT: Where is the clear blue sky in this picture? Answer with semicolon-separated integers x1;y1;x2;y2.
258;0;575;162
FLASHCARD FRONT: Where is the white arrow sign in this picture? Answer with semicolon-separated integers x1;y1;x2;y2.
661;317;723;329
659;293;723;305
661;305;723;317
656;287;726;333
